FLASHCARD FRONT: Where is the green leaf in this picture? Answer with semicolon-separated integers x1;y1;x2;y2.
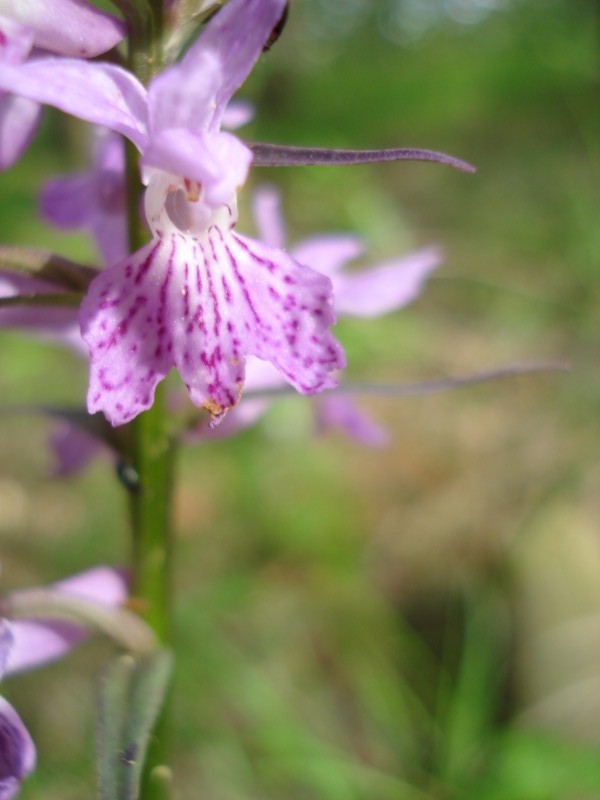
475;730;600;800
438;587;510;787
0;246;98;291
97;650;173;800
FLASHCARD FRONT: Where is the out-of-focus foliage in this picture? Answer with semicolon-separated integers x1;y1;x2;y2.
0;0;598;798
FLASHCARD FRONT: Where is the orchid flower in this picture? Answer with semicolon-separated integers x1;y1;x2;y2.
0;3;123;168
0;566;128;798
190;184;442;446
0;0;344;426
37;108;251;272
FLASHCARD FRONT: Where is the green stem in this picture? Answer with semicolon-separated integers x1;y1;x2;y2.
128;387;175;642
122;5;173;798
128;387;175;800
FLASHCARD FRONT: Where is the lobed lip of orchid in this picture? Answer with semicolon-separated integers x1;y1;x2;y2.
249;142;477;173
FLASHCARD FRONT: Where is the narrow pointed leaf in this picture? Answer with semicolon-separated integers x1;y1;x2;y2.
0;247;99;290
97;650;173;800
250;143;476;173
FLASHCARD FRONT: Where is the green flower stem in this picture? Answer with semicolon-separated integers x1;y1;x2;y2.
123;6;172;798
129;387;175;800
129;388;175;643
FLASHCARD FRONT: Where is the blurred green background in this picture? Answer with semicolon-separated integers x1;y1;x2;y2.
1;0;599;797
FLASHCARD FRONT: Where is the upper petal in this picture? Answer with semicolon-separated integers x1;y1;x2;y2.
142;128;252;211
0;0;125;56
147;48;222;136
0;58;148;150
333;246;442;318
175;0;288;130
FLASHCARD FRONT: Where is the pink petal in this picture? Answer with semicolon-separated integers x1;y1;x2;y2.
142;128;251;208
39;131;127;266
0;696;36;799
0;621;13;678
252;184;286;249
52;566;127;604
4;567;127;675
39;174;93;228
48;421;104;477
188;396;271;442
4;619;88;674
80;229;345;426
316;395;388;447
221;99;254;130
291;234;365;278
79;239;179;426
0;91;40;168
0;0;125;56
333;246;442;318
179;0;288;129
0;58;148;149
147;45;223;136
0;16;34;63
187;358;288;442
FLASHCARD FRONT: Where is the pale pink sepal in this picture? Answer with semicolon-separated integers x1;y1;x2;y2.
0;58;148;150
